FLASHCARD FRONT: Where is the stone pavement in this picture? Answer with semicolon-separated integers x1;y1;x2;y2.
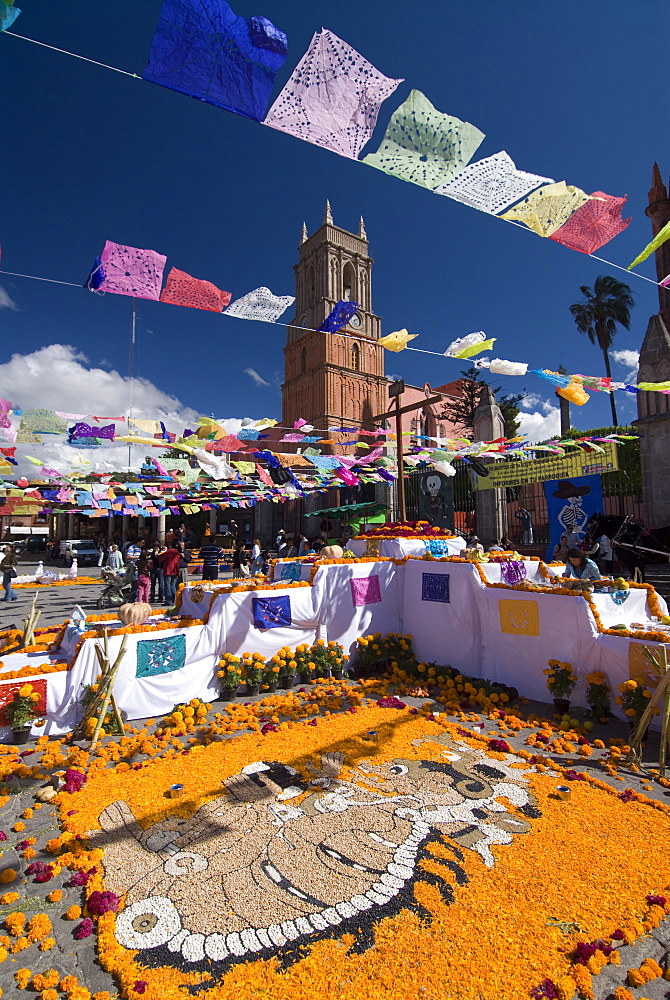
0;555;233;631
0;681;669;998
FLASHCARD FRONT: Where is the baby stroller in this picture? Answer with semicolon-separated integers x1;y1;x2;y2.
97;563;136;609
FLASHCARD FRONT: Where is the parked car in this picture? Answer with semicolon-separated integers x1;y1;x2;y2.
25;536;47;553
59;539;100;567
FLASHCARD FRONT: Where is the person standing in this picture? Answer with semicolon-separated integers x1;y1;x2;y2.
515;507;533;545
297;533;309;557
1;545;18;602
105;544;124;571
275;528;286;551
250;537;263;575
176;542;190;589
597;533;614;575
150;545;165;602
200;537;224;582
136;549;151;603
158;544;181;605
232;541;249;579
552;534;569;563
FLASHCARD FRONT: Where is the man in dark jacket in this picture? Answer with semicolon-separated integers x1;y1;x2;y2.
200;538;224;581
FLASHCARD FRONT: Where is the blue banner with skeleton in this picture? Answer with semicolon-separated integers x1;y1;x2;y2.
544;475;603;561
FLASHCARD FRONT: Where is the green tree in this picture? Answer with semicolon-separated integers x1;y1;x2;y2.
439;367;525;439
568;275;635;427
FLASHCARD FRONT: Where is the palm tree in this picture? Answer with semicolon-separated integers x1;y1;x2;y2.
569;275;635;427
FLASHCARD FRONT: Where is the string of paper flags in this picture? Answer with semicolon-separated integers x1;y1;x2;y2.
3;2;670;282
0;244;664;405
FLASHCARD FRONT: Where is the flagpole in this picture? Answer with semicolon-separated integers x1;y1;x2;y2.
128;301;136;471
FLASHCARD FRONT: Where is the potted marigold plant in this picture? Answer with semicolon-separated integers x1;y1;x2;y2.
278;647;298;689
263;655;281;692
309;638;333;679
5;683;42;743
616;677;654;741
543;659;578;715
241;652;265;696
586;671;611;722
217;654;242;701
292;644;314;685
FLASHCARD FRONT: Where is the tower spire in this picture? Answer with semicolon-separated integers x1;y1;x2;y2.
300;221;308;244
324;199;333;225
358;215;367;239
649;162;668;204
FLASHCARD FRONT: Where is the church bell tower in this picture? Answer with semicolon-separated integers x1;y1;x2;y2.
282;202;387;432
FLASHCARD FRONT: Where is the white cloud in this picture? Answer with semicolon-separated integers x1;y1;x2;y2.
0;286;18;311
611;349;639;382
0;344;258;476
516;394;561;442
243;367;270;388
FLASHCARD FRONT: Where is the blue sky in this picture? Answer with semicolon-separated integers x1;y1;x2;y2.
0;0;667;453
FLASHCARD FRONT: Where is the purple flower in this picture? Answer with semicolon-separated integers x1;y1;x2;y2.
611;929;624;940
134;981;148;995
574;940;612;964
0;831;7;842
17;839;30;850
74;917;94;939
261;723;278;734
26;861;53;882
307;719;317;726
68;866;97;887
646;894;667;907
87;889;119;915
619;788;636;802
564;769;585;781
63;768;87;793
488;739;511;753
376;697;407;709
530;979;559;999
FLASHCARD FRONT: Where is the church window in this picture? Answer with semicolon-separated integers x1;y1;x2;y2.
300;346;307;374
351;342;361;371
343;262;357;302
307;264;315;302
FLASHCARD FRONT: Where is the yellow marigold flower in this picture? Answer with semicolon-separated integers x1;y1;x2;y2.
40;991;59;1000
0;946;7;962
64;905;81;921
38;937;55;952
12;822;25;832
17;684;33;697
624;708;636;717
58;977;79;992
10;936;29;953
0;893;18;905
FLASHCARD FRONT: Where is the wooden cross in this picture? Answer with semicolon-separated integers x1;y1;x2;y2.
373;381;445;522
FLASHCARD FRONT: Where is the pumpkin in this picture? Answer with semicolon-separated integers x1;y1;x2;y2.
118;603;153;626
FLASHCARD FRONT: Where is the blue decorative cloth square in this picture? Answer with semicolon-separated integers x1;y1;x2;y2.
252;595;292;629
426;539;450;557
280;562;303;582
136;634;187;678
421;573;450;603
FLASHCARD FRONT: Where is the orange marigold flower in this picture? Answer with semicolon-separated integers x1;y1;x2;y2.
58;976;80;992
12;822;25;833
39;937;55;952
0;869;17;884
14;967;32;989
46;889;63;903
39;991;59;1000
5;911;25;935
64;905;82;921
26;913;51;942
0;892;18;905
10;936;29;953
32;970;60;990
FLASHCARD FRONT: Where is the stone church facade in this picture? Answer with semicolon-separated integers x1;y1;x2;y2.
636;164;670;526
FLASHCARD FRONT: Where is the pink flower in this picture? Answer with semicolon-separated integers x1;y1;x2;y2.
63;768;87;793
646;894;667;907
488;739;511;752
376;697;407;709
0;831;7;842
134;981;148;994
87;889;119;915
74;917;94;939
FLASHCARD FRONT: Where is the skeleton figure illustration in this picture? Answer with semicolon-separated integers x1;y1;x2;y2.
422;474;449;518
95;734;540;973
